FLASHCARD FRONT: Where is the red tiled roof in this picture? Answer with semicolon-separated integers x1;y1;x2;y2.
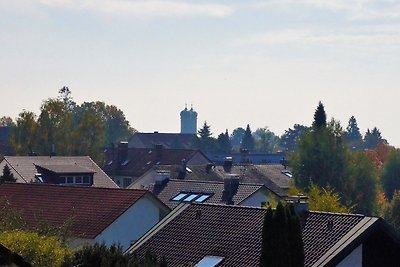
0;183;148;238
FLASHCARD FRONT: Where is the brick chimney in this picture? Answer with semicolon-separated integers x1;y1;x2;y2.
223;157;233;172
222;175;240;205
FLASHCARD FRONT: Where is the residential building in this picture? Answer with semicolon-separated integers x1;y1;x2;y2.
103;143;212;188
127;203;400;266
0;183;170;250
143;178;278;209
0;156;118;188
127;132;198;149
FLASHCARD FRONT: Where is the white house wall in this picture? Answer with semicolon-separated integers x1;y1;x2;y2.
95;196;162;251
239;189;267;208
336;244;362;267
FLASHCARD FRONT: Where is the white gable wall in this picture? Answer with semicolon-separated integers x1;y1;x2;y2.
336;244;362;267
239;189;267;208
95;195;163;251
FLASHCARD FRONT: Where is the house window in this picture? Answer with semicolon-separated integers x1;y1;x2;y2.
60;175;91;185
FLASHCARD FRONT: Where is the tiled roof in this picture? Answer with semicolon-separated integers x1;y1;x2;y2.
2;156;118;188
147;179;266;208
127;204;390;267
103;148;210;178
128;133;197;149
35;164;96;174
214;164;292;197
0;183;149;238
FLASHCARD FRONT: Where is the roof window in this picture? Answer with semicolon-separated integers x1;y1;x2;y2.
195;256;225;267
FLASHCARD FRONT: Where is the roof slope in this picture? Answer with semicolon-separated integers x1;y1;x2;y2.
148;179;266;208
104;148;210;178
128;204;386;267
0;183;149;238
3;156;118;188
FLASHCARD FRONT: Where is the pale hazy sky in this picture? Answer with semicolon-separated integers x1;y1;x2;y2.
1;0;400;146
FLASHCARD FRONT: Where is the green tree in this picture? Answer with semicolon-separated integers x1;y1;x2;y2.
0;116;13;127
260;202;304;267
241;124;255;151
384;190;400;235
312;101;327;129
9;111;38;155
230;127;245;152
381;150;400;200
364;127;387;149
197;121;217;151
0;230;72;267
254;127;280;153
280;124;309;153
69;243;166;267
217;129;231;153
344;116;363;150
36;98;74;156
307;184;352;213
345;151;378;214
0;165;16;184
73;102;106;163
291;118;347;192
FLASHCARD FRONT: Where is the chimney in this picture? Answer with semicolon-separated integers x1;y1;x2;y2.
177;159;187;179
222;175;240;205
206;163;214;173
286;195;309;216
50;144;56;157
117;141;128;164
223;157;233;172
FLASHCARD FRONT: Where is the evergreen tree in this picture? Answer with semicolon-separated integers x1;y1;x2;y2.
197;121;212;139
344;116;363;150
364;127;387;149
196;121;217;151
312;101;327;129
241;124;255;151
0;165;16;183
217;129;231;153
280;124;309;153
260;202;304;267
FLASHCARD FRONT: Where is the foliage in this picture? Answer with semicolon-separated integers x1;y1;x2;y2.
230;127;245;150
307;184;352;213
381;149;400;200
384;190;400;235
9;111;38;155
253;127;280;153
345;151;378;214
291;117;347;192
260;202;304;267
68;243;166;267
280;124;309;153
0;230;72;267
196;121;217;151
344;116;363;150
312;101;326;129
217;129;231;153
9;89;134;163
0;165;16;183
364;127;387;149
241;124;255;151
0;116;13;127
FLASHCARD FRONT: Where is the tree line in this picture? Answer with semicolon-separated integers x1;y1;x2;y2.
2;87;135;163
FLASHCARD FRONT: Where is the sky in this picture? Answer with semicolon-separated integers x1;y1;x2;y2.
1;0;400;147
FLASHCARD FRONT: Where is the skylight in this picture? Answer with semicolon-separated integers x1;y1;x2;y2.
121;160;130;166
282;171;293;178
195;194;211;203
183;194;198;202
195;256;225;267
172;193;187;201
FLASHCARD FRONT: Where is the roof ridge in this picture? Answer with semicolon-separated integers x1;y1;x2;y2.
168;179;264;187
191;202;268;211
308;210;367;217
0;182;148;193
